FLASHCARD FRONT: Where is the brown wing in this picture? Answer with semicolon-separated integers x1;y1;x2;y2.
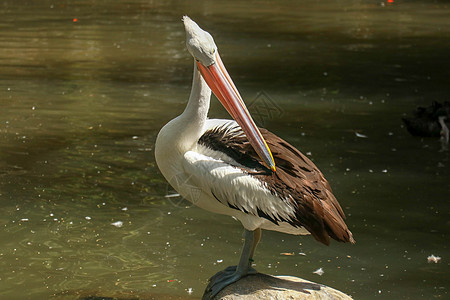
259;129;355;245
198;124;355;245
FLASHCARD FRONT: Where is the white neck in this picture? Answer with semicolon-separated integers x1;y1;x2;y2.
156;61;211;159
181;61;211;132
176;61;211;149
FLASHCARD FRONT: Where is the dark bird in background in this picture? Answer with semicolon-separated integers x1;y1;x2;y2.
402;101;450;145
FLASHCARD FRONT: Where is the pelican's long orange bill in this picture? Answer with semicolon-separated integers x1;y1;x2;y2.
197;53;276;172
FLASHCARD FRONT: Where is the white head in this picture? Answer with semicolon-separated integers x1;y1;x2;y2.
183;16;217;66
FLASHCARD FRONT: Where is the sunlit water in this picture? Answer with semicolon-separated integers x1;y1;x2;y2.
0;1;448;299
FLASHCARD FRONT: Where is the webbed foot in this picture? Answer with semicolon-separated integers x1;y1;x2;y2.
203;265;258;299
202;229;262;299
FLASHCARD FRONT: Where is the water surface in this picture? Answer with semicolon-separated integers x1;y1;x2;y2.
0;1;449;299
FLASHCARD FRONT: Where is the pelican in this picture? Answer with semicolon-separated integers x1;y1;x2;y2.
155;16;355;298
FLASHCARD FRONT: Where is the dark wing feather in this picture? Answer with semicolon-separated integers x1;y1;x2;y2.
199;124;355;245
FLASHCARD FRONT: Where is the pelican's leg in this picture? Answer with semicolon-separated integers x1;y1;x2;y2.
203;228;261;299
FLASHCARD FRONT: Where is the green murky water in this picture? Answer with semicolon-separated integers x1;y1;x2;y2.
0;1;448;299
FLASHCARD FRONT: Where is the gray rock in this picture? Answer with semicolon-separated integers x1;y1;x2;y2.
207;273;352;300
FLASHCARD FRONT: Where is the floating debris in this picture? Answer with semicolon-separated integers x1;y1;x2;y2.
280;252;295;256
427;254;441;263
85;216;91;220
187;287;193;295
313;267;324;276
165;193;181;198
111;221;123;228
355;132;368;138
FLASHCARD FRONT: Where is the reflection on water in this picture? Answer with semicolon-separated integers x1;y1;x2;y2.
0;1;448;299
